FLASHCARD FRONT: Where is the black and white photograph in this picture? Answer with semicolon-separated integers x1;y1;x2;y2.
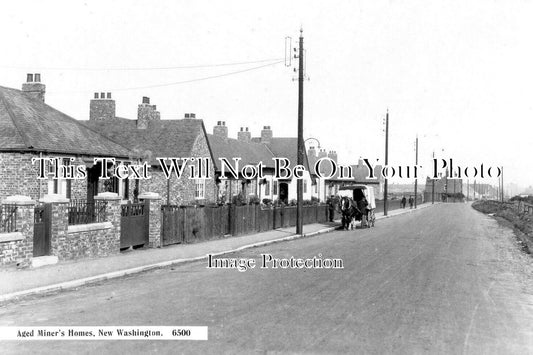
0;0;532;353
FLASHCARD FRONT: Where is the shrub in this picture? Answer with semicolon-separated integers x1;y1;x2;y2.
231;193;247;206
249;195;260;205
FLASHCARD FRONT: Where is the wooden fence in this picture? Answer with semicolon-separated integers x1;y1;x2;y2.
161;204;329;246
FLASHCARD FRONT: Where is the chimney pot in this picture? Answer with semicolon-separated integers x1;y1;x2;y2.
240;127;243;131
26;74;33;83
107;92;111;99
34;73;41;82
246;127;249;132
185;113;190;118
190;113;196;118
142;96;150;104
222;121;226;126
94;92;99;99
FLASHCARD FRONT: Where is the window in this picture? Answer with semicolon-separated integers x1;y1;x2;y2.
273;181;278;195
264;180;270;196
48;158;71;197
195;179;205;199
303;180;307;194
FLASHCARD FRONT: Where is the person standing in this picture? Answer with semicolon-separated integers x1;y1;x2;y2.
401;196;407;209
327;195;336;222
408;196;414;209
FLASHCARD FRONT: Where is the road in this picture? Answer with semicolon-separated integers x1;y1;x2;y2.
1;203;532;354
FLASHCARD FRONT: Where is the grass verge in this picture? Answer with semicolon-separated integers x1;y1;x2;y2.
472;200;533;254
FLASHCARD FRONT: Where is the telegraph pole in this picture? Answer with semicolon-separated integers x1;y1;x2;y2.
414;135;418;208
296;28;304;235
383;110;389;216
502;166;504;202
431;151;435;204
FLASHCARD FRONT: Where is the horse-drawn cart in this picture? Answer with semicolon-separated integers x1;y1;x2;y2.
337;185;376;229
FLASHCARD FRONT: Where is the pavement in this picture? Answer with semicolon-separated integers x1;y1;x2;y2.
0;202;437;303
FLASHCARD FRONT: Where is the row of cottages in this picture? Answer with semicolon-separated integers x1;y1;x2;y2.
81;95;216;205
208;122;315;204
0;74;134;203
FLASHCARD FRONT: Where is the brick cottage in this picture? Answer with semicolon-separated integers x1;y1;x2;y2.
82;95;216;205
0;75;138;266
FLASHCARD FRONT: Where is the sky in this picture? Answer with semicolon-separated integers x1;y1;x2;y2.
1;0;531;190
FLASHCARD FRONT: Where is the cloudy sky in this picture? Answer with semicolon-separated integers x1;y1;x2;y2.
1;0;531;189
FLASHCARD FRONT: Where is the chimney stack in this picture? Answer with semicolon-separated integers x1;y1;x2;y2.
90;92;116;121
327;150;338;163
137;96;160;129
237;127;251;142
213;121;228;139
22;73;46;102
260;125;273;144
307;146;318;173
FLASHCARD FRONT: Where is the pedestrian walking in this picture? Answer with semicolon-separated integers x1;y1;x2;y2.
401;196;407;209
409;196;414;209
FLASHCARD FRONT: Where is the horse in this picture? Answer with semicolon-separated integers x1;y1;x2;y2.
339;196;359;230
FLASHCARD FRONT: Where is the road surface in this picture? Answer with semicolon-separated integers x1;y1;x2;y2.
1;203;532;354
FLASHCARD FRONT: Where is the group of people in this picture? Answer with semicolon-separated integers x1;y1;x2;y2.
401;195;414;209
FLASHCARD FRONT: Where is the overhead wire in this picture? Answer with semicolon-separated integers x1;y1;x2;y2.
47;60;285;93
0;58;284;71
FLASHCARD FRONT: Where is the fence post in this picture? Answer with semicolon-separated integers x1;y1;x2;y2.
39;194;70;260
229;204;235;236
1;195;36;267
139;192;162;248
94;192;122;253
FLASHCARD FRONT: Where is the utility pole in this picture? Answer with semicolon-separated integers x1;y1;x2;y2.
502;166;504;202
414;135;418;208
383;110;389;216
296;28;304;235
432;150;435;204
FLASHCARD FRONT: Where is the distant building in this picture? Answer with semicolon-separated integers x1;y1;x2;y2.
424;171;463;202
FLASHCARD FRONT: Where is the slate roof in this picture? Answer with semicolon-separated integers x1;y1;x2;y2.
251;137;311;172
207;134;275;169
83;118;208;164
0;85;132;158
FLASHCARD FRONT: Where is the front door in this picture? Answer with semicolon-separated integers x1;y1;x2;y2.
33;204;51;257
87;163;100;203
279;182;289;204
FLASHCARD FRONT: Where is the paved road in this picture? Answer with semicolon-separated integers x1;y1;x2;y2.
1;203;532;354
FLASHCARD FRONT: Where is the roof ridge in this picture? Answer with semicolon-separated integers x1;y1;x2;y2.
37;100;134;156
0;89;32;149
